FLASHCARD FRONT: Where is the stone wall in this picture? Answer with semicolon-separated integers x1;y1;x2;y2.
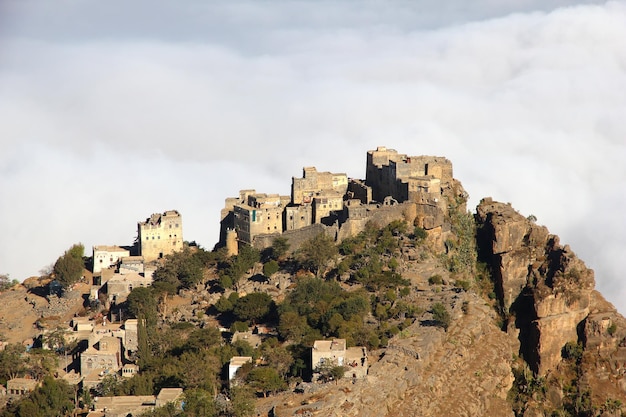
253;223;337;253
337;201;417;242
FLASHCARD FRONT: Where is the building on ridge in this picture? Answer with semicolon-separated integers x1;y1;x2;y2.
137;210;183;262
233;193;290;245
291;167;348;205
217;147;464;254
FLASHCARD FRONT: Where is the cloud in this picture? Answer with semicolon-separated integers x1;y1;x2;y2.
1;0;625;312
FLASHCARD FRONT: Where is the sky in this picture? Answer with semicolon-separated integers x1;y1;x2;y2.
1;0;624;310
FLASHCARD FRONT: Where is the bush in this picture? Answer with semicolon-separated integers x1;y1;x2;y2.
455;280;471;291
428;275;443;285
431;302;451;331
413;227;428;242
562;341;583;362
263;260;279;277
608;322;618;336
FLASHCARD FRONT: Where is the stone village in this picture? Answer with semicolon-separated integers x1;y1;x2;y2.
1;147;466;416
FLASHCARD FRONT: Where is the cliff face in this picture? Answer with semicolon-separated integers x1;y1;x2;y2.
476;198;595;375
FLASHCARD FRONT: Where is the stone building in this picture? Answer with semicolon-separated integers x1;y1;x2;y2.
311;339;368;379
93;246;130;274
104;272;153;305
365;146;452;204
291;167;348;205
118;256;144;275
89;388;182;417
6;378;38;397
233;193;290;244
312;191;344;225
80;336;122;379
138;210;183;262
228;356;253;385
123;319;139;354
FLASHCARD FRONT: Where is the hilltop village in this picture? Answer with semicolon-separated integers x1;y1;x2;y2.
0;146;469;417
219;146;465;255
2;146;625;417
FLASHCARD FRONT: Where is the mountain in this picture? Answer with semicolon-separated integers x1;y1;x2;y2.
1;153;625;417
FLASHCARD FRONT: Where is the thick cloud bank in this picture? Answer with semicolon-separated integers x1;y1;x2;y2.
1;0;624;311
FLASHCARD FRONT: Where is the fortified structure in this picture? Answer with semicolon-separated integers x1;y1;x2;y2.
219;147;466;253
137;210;183;262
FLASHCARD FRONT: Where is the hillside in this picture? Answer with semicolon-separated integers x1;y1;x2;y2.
1;158;625;417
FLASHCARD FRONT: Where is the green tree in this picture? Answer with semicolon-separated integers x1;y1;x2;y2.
127;287;158;328
278;311;308;342
233;292;273;324
229;385;255;417
183;327;221;353
53;243;85;288
222;245;261;290
153;247;205;290
297;233;338;277
182;388;217;417
330;365;346;383
0;343;26;383
263;260;279;278
177;350;220;392
413;226;428;242
271;237;290;260
246;366;286;397
0;274;18;291
260;338;293;378
214;294;234;313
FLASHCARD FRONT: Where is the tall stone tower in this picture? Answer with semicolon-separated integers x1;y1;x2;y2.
138;210;183;262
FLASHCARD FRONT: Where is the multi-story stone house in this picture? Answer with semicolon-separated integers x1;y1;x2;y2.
233;193;290;245
80;336;122;377
138;210;183;262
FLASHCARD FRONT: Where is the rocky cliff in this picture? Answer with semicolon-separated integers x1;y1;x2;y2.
476;198;595;376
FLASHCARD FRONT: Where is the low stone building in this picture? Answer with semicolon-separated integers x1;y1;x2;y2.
105;272;153;305
89;388;183;417
93;246;130;274
6;378;38;397
118;256;144;275
311;339;368;379
228;356;253;385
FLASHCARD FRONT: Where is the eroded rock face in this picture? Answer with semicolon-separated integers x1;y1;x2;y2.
476;198;595;375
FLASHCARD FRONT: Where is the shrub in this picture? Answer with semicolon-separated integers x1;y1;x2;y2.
413;227;428;242
263;260;279;277
455;280;471;291
230;321;249;333
561;341;583;362
428;275;443;285
431;302;451;331
608;322;618;336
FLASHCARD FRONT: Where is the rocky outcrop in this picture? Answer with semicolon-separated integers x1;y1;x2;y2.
476;198;595;376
